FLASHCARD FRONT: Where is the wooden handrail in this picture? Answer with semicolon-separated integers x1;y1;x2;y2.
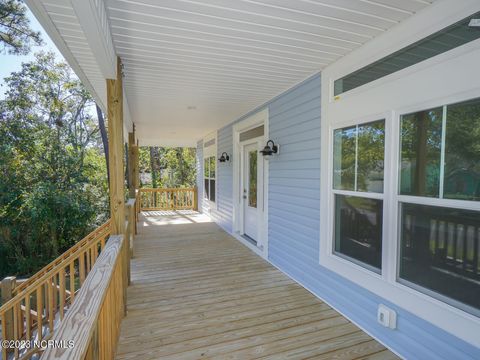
0;222;111;360
139;187;197;211
40;235;126;360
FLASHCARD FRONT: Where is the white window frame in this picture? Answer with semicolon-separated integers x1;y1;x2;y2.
330;116;388;275
320;92;480;348
203;132;217;211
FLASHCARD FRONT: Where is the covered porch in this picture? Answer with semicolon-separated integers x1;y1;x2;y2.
1;0;479;359
115;211;397;360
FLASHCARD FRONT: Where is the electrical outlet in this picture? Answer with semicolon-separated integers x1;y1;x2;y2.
378;304;397;329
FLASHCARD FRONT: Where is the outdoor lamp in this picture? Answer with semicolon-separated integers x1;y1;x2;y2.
218;152;230;162
260;140;279;159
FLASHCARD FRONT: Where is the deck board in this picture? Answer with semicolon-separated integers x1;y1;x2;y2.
116;211;399;360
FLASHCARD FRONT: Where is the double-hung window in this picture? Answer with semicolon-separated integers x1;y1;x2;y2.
203;135;216;205
204;155;216;203
332;120;386;273
398;97;480;316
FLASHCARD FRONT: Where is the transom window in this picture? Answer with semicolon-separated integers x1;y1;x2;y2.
332;119;385;272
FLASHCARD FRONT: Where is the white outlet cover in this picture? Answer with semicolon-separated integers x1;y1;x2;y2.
378;304;397;330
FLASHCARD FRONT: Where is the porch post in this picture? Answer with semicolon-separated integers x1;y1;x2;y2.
107;57;128;314
107;57;125;236
1;276;16;345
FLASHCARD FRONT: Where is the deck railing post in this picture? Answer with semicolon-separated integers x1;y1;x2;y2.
1;276;16;344
193;186;198;211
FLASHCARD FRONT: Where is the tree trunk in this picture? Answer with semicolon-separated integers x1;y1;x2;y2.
96;105;110;185
149;146;158;206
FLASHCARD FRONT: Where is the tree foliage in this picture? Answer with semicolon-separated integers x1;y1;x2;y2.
140;146;196;188
0;52;108;277
0;0;43;55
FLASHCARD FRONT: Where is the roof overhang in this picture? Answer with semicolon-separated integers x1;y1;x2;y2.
27;0;438;146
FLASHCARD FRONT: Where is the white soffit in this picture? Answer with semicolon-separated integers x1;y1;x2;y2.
29;0;437;146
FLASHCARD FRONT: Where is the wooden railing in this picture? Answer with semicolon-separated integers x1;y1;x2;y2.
139;187;197;211
40;235;127;360
0;197;137;360
12;222;111;297
0;222;111;360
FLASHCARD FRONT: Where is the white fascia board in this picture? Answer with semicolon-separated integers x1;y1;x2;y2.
26;0;107;112
70;0;117;80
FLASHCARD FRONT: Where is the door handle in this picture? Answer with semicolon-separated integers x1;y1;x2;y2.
243;195;247;199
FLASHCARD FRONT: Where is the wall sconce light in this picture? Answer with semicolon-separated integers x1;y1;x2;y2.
218;152;230;162
260;140;279;159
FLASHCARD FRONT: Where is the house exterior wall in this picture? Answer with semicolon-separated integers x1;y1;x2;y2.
195;1;480;357
319;0;480;354
209;125;234;233
265;75;478;359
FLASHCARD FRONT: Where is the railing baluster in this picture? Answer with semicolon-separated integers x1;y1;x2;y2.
18;299;24;341
59;268;66;320
52;274;58;315
86;248;91;273
79;252;86;285
25;295;32;341
69;261;75;303
13;302;19;358
48;277;54;333
37;285;43;341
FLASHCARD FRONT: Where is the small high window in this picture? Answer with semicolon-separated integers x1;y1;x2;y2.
334;11;480;96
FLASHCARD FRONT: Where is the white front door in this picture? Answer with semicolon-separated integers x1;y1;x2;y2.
243;142;260;241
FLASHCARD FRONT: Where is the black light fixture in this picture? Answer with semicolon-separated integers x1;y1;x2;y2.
218;152;230;162
260;140;279;159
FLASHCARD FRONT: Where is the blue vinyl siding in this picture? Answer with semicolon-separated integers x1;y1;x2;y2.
267;75;479;360
196;73;480;359
210;125;234;233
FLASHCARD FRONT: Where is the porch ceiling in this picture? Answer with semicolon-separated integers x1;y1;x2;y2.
28;0;436;146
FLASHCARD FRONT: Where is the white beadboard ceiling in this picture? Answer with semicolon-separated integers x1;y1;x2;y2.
27;0;436;146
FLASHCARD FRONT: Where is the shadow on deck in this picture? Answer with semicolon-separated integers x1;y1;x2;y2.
115;211;399;360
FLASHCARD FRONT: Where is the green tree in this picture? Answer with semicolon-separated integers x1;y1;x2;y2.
139;146;196;188
0;52;108;277
0;0;43;55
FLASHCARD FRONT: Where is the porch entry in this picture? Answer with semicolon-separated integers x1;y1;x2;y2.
233;108;269;256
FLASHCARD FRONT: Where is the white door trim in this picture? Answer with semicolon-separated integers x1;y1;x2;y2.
233;108;269;258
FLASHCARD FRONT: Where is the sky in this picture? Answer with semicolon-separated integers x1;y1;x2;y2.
0;8;64;97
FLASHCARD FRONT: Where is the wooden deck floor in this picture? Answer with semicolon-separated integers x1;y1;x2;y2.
115;211;399;360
